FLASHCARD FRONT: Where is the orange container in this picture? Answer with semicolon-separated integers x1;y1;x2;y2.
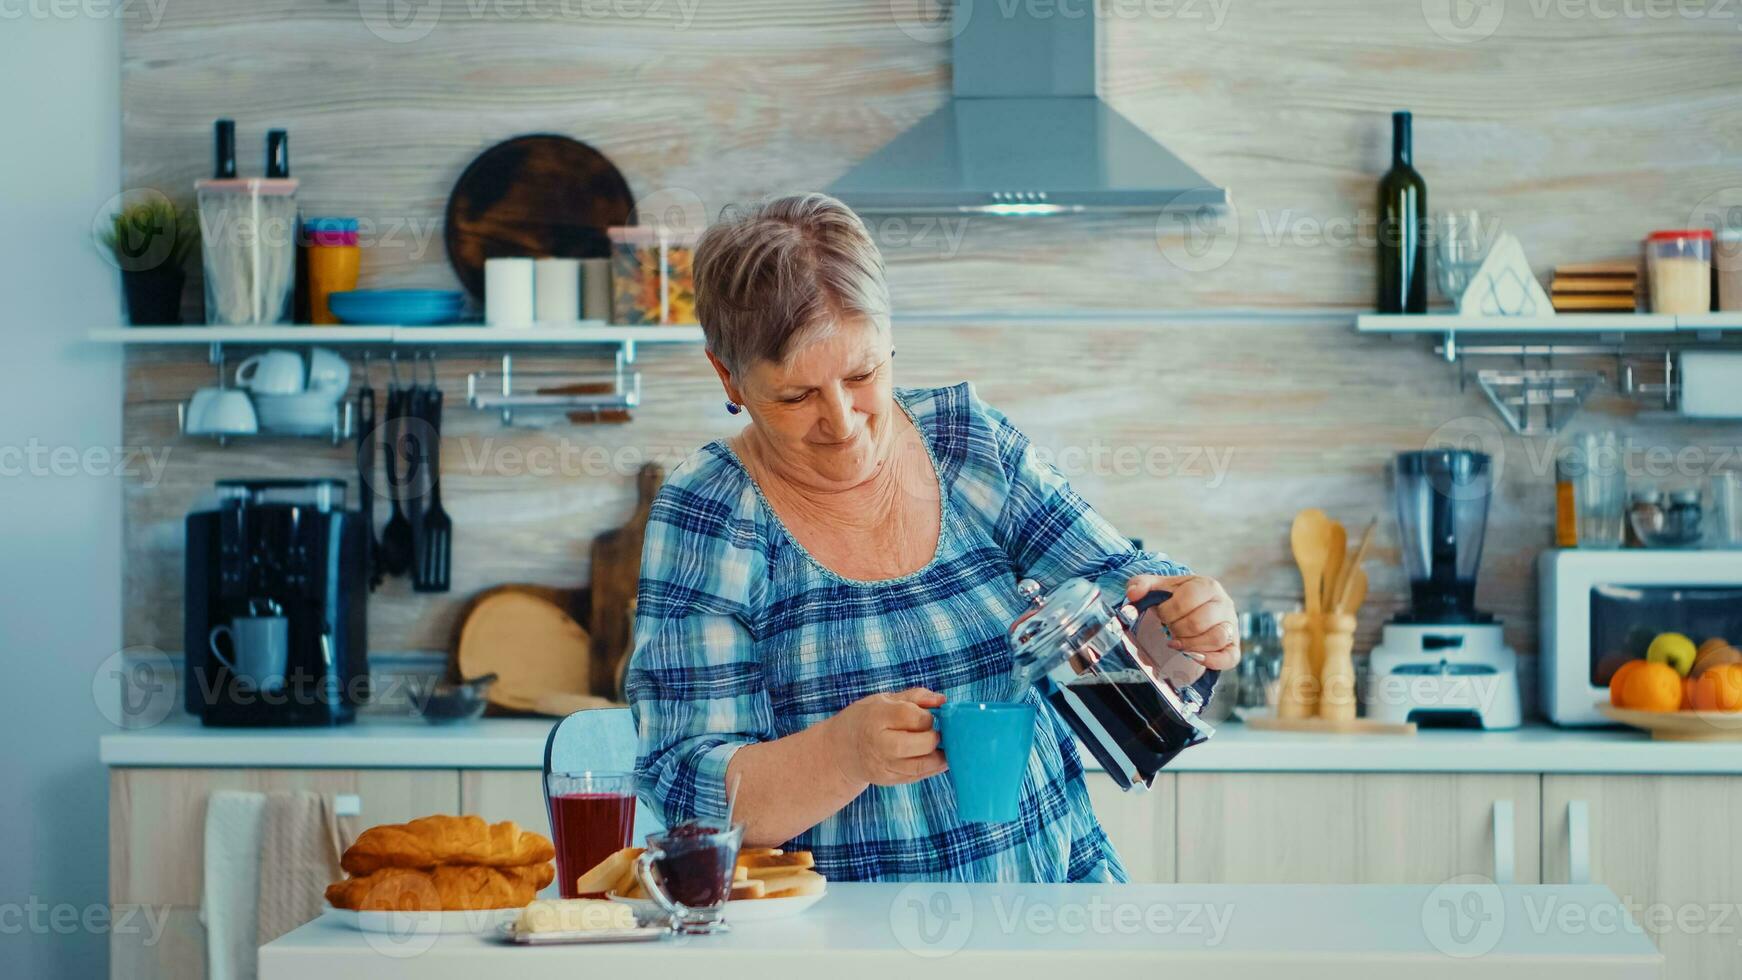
304;218;361;324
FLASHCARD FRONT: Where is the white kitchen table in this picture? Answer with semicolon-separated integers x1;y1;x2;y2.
261;881;1662;980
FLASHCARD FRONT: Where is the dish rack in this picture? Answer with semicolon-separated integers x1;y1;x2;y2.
176;397;355;447
465;353;640;426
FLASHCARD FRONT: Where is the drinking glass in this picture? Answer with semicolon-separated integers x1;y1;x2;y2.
544;771;636;898
1432;210;1498;306
1572;431;1627;548
1710;472;1741;548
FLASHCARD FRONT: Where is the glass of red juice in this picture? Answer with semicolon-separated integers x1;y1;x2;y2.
545;771;636;898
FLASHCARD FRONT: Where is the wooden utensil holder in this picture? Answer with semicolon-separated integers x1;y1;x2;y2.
1276;610;1359;722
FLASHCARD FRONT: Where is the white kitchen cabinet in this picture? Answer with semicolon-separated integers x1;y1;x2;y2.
1175;772;1540;885
1087;773;1176;882
108;767;459;980
1543;775;1742;980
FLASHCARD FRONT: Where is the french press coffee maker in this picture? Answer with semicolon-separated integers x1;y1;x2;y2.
1009;577;1217;792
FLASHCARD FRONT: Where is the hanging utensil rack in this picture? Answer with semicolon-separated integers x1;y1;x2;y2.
1358;314;1742;434
466;352;640;426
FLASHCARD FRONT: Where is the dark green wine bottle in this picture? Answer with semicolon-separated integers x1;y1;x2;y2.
1377;111;1427;313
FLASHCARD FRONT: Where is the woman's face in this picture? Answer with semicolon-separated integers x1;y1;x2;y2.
722;317;895;490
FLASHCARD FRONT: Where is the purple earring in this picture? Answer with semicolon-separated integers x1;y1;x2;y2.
725;401;742;415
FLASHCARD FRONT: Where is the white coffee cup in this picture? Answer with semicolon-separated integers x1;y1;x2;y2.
306;347;350;394
188;388;258;435
209;616;289;691
235;349;306;395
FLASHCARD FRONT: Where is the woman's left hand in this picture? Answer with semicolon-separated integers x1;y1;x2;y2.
1125;574;1240;671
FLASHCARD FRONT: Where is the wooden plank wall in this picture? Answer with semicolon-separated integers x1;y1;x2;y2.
119;1;1742;666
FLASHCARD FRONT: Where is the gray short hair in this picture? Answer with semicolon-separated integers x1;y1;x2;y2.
693;193;890;376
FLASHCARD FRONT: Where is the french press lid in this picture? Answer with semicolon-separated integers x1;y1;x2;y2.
1008;577;1117;674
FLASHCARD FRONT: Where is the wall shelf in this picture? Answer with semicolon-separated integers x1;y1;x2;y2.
89;323;702;346
1357;313;1738;336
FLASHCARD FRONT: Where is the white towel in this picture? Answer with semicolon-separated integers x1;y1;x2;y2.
256;792;344;946
202;790;266;980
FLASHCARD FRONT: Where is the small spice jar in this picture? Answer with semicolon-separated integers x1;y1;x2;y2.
302;217;360;325
1645;229;1712;314
1715;227;1742;312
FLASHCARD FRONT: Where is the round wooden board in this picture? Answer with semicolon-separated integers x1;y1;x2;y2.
458;589;593;714
1597;702;1742;740
443;134;634;300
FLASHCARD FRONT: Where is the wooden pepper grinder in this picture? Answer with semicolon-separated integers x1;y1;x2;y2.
1277;611;1319;718
1317;612;1359;721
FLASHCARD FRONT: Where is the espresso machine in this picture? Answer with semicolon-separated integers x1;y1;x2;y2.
1368;450;1522;728
185;478;369;726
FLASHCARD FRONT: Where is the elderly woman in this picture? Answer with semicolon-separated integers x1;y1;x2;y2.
626;193;1238;883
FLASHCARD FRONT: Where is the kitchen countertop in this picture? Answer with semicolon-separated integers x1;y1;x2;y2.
100;712;1742;774
260;881;1660;980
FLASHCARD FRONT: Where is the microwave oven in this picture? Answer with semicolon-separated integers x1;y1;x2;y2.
1539;549;1742;726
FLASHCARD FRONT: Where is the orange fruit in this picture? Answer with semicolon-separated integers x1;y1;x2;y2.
1609;660;1648;707
1692;664;1742;712
1682;676;1697;710
1622;661;1685;713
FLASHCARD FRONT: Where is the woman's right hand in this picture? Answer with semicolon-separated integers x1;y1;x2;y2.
825;687;947;787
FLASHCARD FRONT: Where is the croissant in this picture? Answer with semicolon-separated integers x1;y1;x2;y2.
325;863;556;911
340;815;556;874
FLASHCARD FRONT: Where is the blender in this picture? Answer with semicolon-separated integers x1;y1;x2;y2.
1368;450;1523;728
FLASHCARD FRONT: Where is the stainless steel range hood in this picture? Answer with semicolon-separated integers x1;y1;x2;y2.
828;5;1228;215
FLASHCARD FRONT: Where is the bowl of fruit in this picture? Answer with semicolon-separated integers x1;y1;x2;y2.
1601;634;1742;740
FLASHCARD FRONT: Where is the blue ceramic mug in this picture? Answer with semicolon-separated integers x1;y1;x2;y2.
932;702;1037;823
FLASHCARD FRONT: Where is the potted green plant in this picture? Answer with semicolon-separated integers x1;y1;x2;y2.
101;196;199;325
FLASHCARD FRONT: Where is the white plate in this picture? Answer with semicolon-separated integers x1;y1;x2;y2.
322;903;520;934
492;921;674;945
607;889;826;923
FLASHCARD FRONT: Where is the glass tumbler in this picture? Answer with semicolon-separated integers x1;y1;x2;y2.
544;771;636;898
1432;209;1497;307
1572;431;1627;548
1710;472;1741;548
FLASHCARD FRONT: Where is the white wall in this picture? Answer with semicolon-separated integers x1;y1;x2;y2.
0;11;123;979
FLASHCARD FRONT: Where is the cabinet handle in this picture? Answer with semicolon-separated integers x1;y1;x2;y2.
1567;800;1591;884
334;793;362;817
1491;799;1515;884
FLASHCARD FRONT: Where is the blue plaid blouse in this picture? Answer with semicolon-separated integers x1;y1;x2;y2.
627;383;1186;882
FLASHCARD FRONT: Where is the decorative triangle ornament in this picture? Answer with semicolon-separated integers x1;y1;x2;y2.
1459;233;1554;317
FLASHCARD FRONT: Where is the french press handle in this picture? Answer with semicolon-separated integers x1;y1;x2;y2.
1119;589;1174;622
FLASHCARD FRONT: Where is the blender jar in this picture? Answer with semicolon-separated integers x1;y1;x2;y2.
1008;577;1215;792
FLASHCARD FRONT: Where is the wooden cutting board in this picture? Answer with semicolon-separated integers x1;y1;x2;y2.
442;134;634;300
588;462;664;699
455;585;596;715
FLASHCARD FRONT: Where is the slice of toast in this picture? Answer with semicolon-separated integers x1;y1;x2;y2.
761;870;826;899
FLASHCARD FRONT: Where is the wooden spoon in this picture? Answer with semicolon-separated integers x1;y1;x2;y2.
1338;567;1369;615
1291;509;1333;618
1321;519;1347;613
1332;516;1379;612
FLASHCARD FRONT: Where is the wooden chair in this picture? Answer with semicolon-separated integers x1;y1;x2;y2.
541;706;664;844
